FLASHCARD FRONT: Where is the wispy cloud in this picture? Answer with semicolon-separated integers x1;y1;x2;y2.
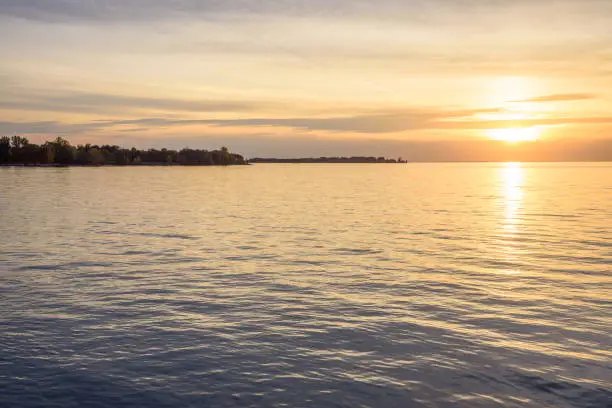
2;0;611;24
0;0;220;22
192;113;612;133
0;0;422;22
0;89;269;115
4;110;612;137
512;93;597;103
1;0;611;155
0;120;104;135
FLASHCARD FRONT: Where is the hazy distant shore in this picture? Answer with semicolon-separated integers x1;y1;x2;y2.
249;157;407;163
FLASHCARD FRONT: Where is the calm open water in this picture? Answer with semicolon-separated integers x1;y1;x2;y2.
1;163;611;408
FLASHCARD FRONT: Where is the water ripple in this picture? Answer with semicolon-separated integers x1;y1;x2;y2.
1;163;611;408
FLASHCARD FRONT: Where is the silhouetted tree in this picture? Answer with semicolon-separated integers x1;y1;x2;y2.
10;135;29;149
50;137;75;164
0;136;10;163
114;149;129;165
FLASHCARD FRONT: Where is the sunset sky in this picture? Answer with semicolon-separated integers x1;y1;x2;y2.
1;0;612;159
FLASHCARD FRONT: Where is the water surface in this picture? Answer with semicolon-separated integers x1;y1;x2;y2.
1;163;611;407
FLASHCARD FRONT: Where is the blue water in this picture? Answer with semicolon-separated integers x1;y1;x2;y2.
1;163;611;407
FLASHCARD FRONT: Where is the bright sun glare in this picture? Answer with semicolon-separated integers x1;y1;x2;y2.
481;76;547;143
486;127;542;143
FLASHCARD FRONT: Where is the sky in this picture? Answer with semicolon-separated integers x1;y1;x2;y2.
1;0;612;159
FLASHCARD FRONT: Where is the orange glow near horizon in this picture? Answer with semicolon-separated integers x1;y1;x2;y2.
1;3;611;159
486;127;543;143
479;79;547;143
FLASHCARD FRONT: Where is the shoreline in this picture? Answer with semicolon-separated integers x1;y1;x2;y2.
3;161;611;167
0;163;250;167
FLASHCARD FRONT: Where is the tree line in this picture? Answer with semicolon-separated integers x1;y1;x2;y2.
0;136;247;166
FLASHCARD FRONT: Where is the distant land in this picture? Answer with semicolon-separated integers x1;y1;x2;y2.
249;157;407;163
0;136;247;166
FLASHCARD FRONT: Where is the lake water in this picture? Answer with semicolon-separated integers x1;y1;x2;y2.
1;163;611;408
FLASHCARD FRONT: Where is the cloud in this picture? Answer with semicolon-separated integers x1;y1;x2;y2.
0;120;109;135
4;108;612;137
438;117;612;130
0;0;394;22
0;118;210;135
194;113;612;133
0;89;267;115
0;113;437;135
2;0;610;24
106;108;498;134
200;114;427;133
0;0;216;22
512;93;597;103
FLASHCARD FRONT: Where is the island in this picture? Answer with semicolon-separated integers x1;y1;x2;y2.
0;136;247;166
249;156;407;163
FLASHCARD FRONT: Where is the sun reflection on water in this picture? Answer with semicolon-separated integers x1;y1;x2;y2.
503;163;524;225
500;162;524;274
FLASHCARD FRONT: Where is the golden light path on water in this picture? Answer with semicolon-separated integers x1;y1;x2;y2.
501;162;525;275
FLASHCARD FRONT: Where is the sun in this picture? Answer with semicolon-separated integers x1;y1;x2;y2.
486;127;541;143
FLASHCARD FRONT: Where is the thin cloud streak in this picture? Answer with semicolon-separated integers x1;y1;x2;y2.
0;90;270;115
3;113;612;136
2;0;610;23
512;93;598;103
200;115;612;133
